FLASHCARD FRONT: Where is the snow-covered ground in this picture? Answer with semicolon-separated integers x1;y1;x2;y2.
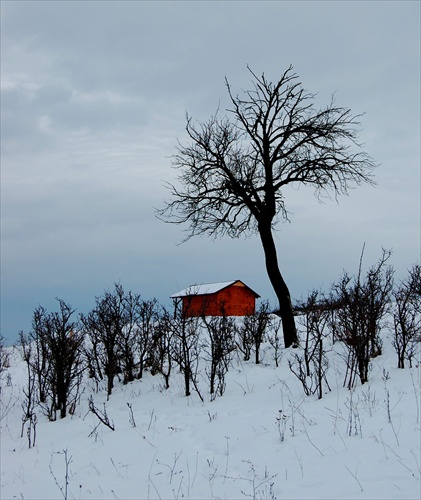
1;324;420;500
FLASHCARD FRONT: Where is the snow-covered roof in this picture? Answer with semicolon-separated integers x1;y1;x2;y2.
170;280;260;298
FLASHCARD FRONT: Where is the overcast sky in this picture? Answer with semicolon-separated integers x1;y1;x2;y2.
1;1;420;343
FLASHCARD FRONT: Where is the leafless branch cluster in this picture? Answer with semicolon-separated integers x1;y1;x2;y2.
289;290;331;399
161;67;375;239
0;334;10;378
393;264;421;368
19;332;37;447
331;248;394;388
202;305;237;399
26;300;85;420
289;250;418;397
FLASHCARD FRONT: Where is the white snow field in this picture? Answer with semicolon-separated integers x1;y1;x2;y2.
1;322;420;500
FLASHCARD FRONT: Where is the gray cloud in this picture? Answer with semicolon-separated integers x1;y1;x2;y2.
1;1;419;342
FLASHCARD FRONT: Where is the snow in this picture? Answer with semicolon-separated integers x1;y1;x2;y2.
1;323;420;500
170;280;240;298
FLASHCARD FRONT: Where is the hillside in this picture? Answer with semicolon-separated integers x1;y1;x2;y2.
1;324;420;500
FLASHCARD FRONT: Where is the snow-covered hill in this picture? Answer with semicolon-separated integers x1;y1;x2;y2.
1;327;420;500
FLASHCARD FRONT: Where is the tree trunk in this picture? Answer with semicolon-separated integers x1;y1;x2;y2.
258;222;299;348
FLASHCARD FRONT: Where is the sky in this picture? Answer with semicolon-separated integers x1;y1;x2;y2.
1;1;420;343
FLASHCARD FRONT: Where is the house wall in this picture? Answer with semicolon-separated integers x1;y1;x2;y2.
182;283;256;317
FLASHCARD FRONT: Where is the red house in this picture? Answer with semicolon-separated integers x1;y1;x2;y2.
171;280;260;318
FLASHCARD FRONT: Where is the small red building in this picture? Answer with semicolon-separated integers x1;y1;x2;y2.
171;280;260;318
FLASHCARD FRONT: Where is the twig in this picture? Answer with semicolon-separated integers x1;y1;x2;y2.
223;436;230;482
127;402;136;428
147;451;162;500
110;457;123;478
148;409;155;431
49;449;73;500
134;428;156;447
88;422;101;438
88;396;115;431
294;447;304;478
344;465;363;492
303;426;324;457
409;369;420;424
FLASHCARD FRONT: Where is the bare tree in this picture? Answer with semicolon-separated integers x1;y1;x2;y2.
393;264;421;368
159;65;376;348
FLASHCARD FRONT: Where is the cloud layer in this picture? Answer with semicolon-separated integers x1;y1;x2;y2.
1;1;420;341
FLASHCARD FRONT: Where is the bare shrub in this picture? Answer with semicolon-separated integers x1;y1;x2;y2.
266;316;283;367
238;301;271;364
135;298;160;379
19;332;37;447
81;284;134;398
392;264;421;368
202;304;237;399
117;290;143;384
30;300;85;420
331;248;394;388
289;291;331;399
169;299;203;400
0;334;10;377
148;308;173;389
